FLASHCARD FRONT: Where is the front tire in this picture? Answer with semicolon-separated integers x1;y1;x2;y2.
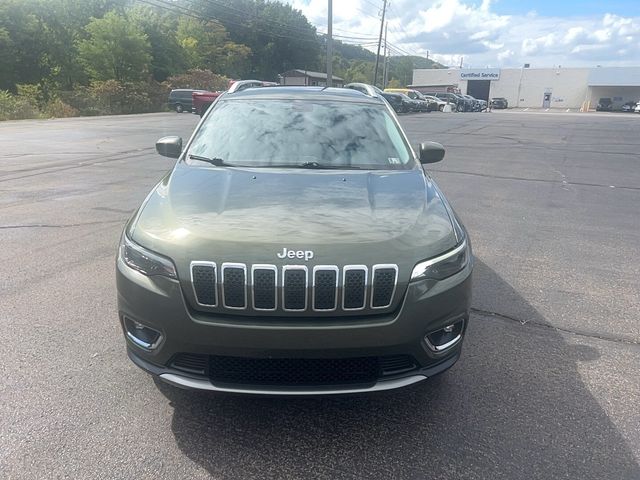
175;104;184;113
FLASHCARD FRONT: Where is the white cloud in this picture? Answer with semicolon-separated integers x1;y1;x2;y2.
284;0;640;68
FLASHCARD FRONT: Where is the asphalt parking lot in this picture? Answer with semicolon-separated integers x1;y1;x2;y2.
1;110;639;479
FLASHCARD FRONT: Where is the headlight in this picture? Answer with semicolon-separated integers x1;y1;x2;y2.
410;238;469;281
119;234;177;279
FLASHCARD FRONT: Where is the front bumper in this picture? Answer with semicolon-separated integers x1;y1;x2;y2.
117;256;472;394
128;347;460;395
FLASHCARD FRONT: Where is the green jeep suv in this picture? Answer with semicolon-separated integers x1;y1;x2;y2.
117;82;473;395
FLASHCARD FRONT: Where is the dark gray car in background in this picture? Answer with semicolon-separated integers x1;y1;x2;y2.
117;82;473;395
168;88;205;113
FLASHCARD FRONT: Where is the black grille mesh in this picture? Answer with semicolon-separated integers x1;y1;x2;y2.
223;267;246;308
343;269;366;309
169;353;417;385
171;353;208;375
209;355;379;386
379;355;416;375
192;264;217;306
372;268;396;307
253;268;276;310
314;269;337;310
284;269;306;310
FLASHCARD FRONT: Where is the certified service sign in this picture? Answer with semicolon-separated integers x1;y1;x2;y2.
459;69;501;80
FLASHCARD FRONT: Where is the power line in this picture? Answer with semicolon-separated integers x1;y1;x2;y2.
385;4;426;58
360;0;384;10
198;0;322;38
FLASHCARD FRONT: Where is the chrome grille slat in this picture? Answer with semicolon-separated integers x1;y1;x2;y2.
371;264;398;309
221;263;247;309
312;266;339;311
282;266;308;311
252;264;277;311
190;261;217;306
342;265;368;310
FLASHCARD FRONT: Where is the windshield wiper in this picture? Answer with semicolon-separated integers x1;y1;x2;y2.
188;154;236;167
297;161;363;170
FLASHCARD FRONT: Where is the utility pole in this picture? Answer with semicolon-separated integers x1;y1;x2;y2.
382;22;388;88
326;0;333;87
373;0;387;87
459;56;463;69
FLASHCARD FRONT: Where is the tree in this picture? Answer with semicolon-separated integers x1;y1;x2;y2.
77;11;152;82
386;78;402;88
192;0;321;80
0;1;50;91
176;16;251;79
33;0;128;91
342;61;374;84
123;5;184;82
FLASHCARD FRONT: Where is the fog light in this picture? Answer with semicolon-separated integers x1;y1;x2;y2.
425;319;464;352
123;316;162;350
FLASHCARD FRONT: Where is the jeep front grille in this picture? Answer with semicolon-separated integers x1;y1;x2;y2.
190;263;399;313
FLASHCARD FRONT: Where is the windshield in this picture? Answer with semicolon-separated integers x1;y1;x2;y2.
187;99;413;169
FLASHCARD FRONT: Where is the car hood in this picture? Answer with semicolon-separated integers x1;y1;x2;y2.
130;163;457;277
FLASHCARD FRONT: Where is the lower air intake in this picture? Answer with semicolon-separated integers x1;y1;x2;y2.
209;355;379;386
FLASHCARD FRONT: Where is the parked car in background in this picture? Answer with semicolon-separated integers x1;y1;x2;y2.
425;92;463;111
621;101;637;112
398;93;428;112
347;84;410;114
490;97;508;109
385;88;437;112
168;89;205;113
423;95;447;111
456;94;475;112
379;91;408;113
596;97;613;111
477;99;488;111
461;94;481;111
635;102;640;113
193;80;278;116
192;90;223;117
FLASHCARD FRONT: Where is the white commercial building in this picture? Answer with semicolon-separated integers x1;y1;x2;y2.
411;67;640;110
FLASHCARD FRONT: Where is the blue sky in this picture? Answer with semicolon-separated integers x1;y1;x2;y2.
287;0;640;68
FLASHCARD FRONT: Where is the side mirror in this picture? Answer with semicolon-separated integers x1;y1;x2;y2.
418;141;445;164
156;136;182;159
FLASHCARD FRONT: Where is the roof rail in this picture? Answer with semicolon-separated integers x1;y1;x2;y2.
228;80;279;94
344;83;380;98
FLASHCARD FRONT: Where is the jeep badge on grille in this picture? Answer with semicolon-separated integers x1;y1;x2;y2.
277;248;314;261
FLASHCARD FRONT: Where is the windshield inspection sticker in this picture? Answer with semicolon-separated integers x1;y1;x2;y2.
388;157;401;164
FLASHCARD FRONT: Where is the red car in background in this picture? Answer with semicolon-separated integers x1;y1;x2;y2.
192;80;278;117
192;90;223;117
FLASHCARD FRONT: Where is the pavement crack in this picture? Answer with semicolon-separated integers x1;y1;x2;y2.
0;219;127;230
429;168;639;191
471;307;640;346
0;149;156;183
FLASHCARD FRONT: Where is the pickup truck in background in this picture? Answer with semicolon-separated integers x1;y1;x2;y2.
192;90;223;117
192;80;279;117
